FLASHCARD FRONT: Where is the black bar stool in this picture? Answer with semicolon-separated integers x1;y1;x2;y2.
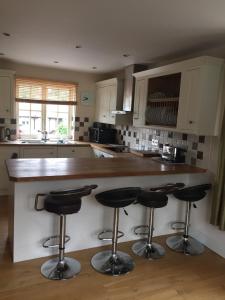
132;191;168;259
91;187;140;276
35;185;97;280
166;184;211;255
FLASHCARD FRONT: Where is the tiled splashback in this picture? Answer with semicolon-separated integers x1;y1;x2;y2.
116;125;212;168
0;117;17;140
74;116;91;141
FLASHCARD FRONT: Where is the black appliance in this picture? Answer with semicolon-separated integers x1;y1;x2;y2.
161;145;186;163
89;124;117;144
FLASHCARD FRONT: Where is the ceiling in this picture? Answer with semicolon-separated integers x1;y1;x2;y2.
1;0;225;73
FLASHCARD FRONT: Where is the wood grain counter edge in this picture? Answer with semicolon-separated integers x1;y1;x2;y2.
6;157;207;182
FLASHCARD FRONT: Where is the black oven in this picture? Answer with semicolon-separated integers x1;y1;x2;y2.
89;127;117;144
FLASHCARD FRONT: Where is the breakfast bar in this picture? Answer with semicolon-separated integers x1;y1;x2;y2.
6;157;208;262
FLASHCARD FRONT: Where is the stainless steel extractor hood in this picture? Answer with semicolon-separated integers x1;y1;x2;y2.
112;64;148;115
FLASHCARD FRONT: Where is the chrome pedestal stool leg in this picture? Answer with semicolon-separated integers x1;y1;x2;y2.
91;208;134;276
132;207;165;259
166;201;205;255
41;214;81;280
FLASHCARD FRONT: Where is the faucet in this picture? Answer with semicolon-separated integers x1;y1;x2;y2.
38;130;48;142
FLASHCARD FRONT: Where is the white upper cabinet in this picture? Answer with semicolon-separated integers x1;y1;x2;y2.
133;78;148;126
0;70;15;117
133;56;224;135
95;78;132;125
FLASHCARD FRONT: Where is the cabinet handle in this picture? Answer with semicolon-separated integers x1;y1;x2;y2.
5;109;9;112
72;150;75;152
189;120;194;124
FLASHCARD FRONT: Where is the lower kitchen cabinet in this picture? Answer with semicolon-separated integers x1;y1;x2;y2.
57;146;95;158
0;147;19;194
20;146;58;158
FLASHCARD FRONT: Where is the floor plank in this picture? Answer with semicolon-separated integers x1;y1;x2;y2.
0;196;225;300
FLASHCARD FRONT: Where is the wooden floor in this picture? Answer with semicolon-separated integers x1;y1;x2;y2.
0;198;225;300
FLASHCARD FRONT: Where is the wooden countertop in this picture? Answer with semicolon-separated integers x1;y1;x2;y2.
0;140;91;147
6;157;206;182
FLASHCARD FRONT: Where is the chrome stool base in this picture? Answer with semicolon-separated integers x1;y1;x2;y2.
41;257;81;280
132;240;165;259
91;250;134;276
166;235;205;256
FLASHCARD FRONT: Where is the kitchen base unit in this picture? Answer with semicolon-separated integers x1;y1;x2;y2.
6;157;219;263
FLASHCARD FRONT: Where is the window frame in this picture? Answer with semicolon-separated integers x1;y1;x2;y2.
16;77;77;140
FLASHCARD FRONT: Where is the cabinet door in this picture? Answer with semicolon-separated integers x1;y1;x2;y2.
21;147;58;158
133;79;147;126
0;76;12;117
177;68;201;132
108;84;117;124
0;147;19;194
58;146;94;158
95;86;109;123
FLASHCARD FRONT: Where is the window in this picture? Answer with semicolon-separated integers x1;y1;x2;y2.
16;78;77;139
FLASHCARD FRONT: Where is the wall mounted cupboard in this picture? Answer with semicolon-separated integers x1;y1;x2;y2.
133;56;224;136
0;69;15;118
95;78;132;125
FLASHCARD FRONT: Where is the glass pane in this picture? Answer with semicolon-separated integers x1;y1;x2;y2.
19;102;30;110
19;116;30;135
19;110;30;117
46;104;57;112
30;117;42;134
31;103;42;110
46;104;69;139
58;105;68;113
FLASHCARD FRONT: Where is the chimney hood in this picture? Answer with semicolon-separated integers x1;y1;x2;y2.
112;64;148;115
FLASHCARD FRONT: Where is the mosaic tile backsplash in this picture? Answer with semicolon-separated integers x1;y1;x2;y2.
116;125;212;168
74;116;91;141
0;117;17;140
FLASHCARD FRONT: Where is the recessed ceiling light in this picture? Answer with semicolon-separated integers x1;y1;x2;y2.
53;61;59;64
0;53;5;56
92;66;97;70
75;45;82;49
2;32;10;37
123;54;130;58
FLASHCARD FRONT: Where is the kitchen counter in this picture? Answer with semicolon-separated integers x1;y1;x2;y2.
7;154;209;263
6;157;206;182
0;140;91;146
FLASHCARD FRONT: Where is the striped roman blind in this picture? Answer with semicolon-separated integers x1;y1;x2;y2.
16;77;78;105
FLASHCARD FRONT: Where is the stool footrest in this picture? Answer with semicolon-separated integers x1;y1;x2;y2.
98;230;124;241
134;225;150;236
42;235;70;248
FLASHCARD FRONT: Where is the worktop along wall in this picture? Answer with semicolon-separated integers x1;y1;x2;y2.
117;124;225;258
0;59;106;141
116;125;214;169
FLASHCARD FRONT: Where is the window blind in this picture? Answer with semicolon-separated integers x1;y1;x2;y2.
16;78;77;105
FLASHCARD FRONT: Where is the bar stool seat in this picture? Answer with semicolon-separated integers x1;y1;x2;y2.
44;194;82;215
166;184;211;255
132;191;168;259
91;187;140;276
35;185;97;280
